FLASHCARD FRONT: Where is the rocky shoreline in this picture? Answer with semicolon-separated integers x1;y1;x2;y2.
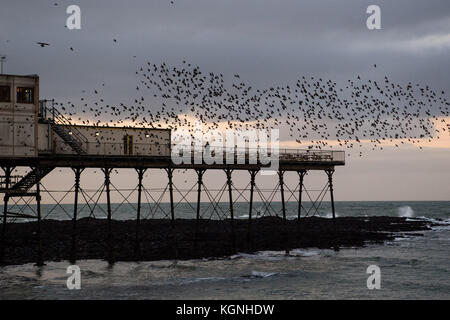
0;216;433;266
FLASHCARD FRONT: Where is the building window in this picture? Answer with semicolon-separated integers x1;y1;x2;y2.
123;135;133;155
0;86;10;102
17;87;34;103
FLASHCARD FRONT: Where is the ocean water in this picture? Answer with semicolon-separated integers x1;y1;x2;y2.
0;201;449;299
2;200;450;221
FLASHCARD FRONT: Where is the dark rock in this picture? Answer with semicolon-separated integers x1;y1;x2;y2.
0;216;434;266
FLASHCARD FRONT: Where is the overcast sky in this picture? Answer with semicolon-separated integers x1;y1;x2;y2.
1;0;449;201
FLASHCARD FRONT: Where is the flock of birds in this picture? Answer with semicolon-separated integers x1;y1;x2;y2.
52;60;450;159
5;2;449;159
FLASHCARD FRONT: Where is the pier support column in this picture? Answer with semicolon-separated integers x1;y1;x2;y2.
325;169;339;251
167;168;175;222
225;169;236;253
297;170;306;220
35;167;44;266
70;167;83;264
1;166;13;264
247;169;258;251
325;170;336;220
278;170;289;254
166;168;178;259
278;170;286;221
103;168;114;264
195;169;205;248
297;170;306;245
134;168;146;259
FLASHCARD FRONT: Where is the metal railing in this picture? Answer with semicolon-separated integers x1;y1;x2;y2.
173;146;345;164
53;140;171;157
53;140;345;164
89;142;170;156
0;175;23;188
39;100;89;153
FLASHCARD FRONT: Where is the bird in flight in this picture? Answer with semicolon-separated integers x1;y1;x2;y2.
37;42;50;47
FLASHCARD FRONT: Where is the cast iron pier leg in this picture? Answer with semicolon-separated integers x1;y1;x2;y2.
278;170;289;254
326;170;336;220
70;167;83;264
225;168;236;253
166;168;178;259
247;169;258;252
103;168;114;264
0;166;13;264
279;170;286;220
167;168;175;221
195;169;205;249
36;167;44;266
326;169;338;251
134;168;145;259
297;170;306;246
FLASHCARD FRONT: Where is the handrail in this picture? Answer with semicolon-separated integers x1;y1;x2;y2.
53;140;345;163
39;100;89;152
173;144;345;162
0;175;23;187
50;107;89;145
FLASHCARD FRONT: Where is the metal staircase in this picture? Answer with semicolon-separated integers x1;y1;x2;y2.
48;119;87;154
0;101;89;194
39;100;88;155
11;167;55;192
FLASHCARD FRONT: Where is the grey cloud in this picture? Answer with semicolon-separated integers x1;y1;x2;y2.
1;0;449;200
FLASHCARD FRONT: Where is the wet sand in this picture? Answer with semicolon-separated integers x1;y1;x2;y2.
0;216;432;266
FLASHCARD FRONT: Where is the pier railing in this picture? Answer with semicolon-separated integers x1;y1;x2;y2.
0;175;23;188
52;140;345;164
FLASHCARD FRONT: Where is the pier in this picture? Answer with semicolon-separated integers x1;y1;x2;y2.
0;74;345;265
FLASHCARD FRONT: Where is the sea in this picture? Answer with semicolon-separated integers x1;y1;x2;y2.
0;201;449;300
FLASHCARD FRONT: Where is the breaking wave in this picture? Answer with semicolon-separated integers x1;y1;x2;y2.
398;206;414;218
